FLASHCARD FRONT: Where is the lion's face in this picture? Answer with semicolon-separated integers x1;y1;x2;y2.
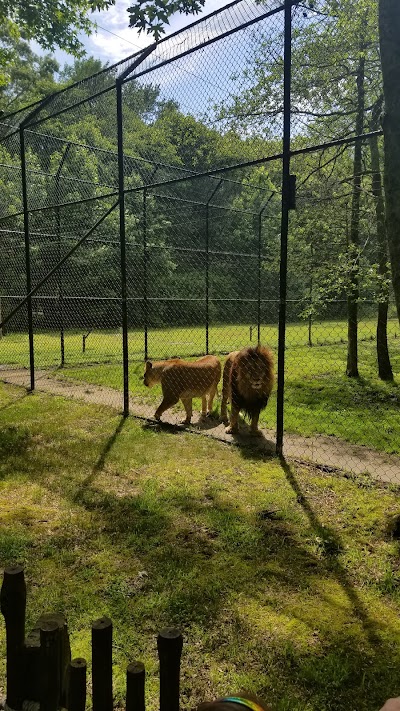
241;351;271;391
143;361;160;388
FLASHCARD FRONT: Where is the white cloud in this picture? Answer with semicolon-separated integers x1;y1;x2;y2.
30;0;229;70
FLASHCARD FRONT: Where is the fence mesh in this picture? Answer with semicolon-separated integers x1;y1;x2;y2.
1;0;399;482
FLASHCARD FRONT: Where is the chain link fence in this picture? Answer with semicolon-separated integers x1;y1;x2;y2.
1;0;399;480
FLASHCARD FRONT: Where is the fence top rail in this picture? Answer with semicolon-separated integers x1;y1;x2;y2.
0;0;298;133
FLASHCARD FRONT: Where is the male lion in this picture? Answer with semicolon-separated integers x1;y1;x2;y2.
143;355;221;425
221;345;274;435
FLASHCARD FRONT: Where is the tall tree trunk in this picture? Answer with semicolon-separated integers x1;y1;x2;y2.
369;97;393;381
346;48;365;377
379;0;400;325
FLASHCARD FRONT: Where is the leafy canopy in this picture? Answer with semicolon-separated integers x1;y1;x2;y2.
127;0;206;40
0;0;115;87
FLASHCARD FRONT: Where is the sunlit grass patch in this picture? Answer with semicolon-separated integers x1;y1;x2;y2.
0;382;400;709
43;326;400;455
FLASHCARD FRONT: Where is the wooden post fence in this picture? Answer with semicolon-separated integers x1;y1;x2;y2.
0;567;183;711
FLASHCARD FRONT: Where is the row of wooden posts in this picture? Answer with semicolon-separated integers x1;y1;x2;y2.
0;566;183;711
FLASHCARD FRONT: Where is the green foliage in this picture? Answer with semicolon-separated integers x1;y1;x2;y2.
0;0;115;57
0;27;59;109
0;3;394;384
1;382;400;709
127;0;206;40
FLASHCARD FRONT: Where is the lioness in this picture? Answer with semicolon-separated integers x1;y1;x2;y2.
221;345;274;435
144;355;221;425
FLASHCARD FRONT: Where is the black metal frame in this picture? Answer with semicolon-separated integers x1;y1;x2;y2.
0;0;382;453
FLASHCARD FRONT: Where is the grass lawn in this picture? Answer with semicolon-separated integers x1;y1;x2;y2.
1;320;400;454
1;382;400;710
1;321;400;368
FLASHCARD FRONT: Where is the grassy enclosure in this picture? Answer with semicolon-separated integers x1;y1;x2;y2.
2;319;400;455
2;0;400;705
1;382;400;711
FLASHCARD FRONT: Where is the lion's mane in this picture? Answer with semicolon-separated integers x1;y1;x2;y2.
230;345;274;419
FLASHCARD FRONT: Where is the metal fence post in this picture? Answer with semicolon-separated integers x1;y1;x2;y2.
114;44;157;413
116;79;130;417
20;125;35;391
276;0;292;456
143;188;148;362
55;143;71;367
257;210;262;344
205;202;210;355
55;204;65;367
205;180;222;355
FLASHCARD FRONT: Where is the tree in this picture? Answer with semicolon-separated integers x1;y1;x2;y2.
0;0;115;86
346;35;366;378
0;29;59;112
127;0;206;40
214;0;393;376
368;96;393;380
379;0;400;326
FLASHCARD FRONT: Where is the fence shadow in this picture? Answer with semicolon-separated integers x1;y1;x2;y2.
0;391;30;412
228;429;276;457
73;415;127;502
280;456;382;648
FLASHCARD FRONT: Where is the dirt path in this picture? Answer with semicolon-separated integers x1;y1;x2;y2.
2;367;400;484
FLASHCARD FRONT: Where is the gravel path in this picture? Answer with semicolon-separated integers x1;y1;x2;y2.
2;367;400;484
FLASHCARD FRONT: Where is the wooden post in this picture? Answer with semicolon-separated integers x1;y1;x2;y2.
40;620;61;711
0;565;27;710
25;612;71;703
67;658;87;711
126;661;145;711
92;616;113;711
157;628;183;711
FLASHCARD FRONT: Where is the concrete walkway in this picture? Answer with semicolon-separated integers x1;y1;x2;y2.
1;367;400;484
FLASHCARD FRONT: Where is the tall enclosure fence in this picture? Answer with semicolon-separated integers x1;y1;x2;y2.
1;0;399;480
1;566;183;711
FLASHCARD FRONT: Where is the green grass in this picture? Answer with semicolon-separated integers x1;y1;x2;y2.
1;381;400;710
1;320;400;367
1;320;400;455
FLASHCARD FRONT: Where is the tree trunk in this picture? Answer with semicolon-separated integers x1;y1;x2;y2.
379;0;400;325
369;97;393;381
346;49;365;377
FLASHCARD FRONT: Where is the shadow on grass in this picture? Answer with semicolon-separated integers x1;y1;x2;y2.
69;479;324;625
3;405;399;709
280;456;381;648
141;414;277;456
0;425;31;457
229;428;276;457
73;415;128;502
0;391;30;412
62;467;400;710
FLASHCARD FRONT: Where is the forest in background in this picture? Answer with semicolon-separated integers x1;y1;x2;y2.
0;0;396;381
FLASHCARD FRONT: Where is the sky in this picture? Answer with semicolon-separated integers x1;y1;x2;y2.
30;0;228;73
